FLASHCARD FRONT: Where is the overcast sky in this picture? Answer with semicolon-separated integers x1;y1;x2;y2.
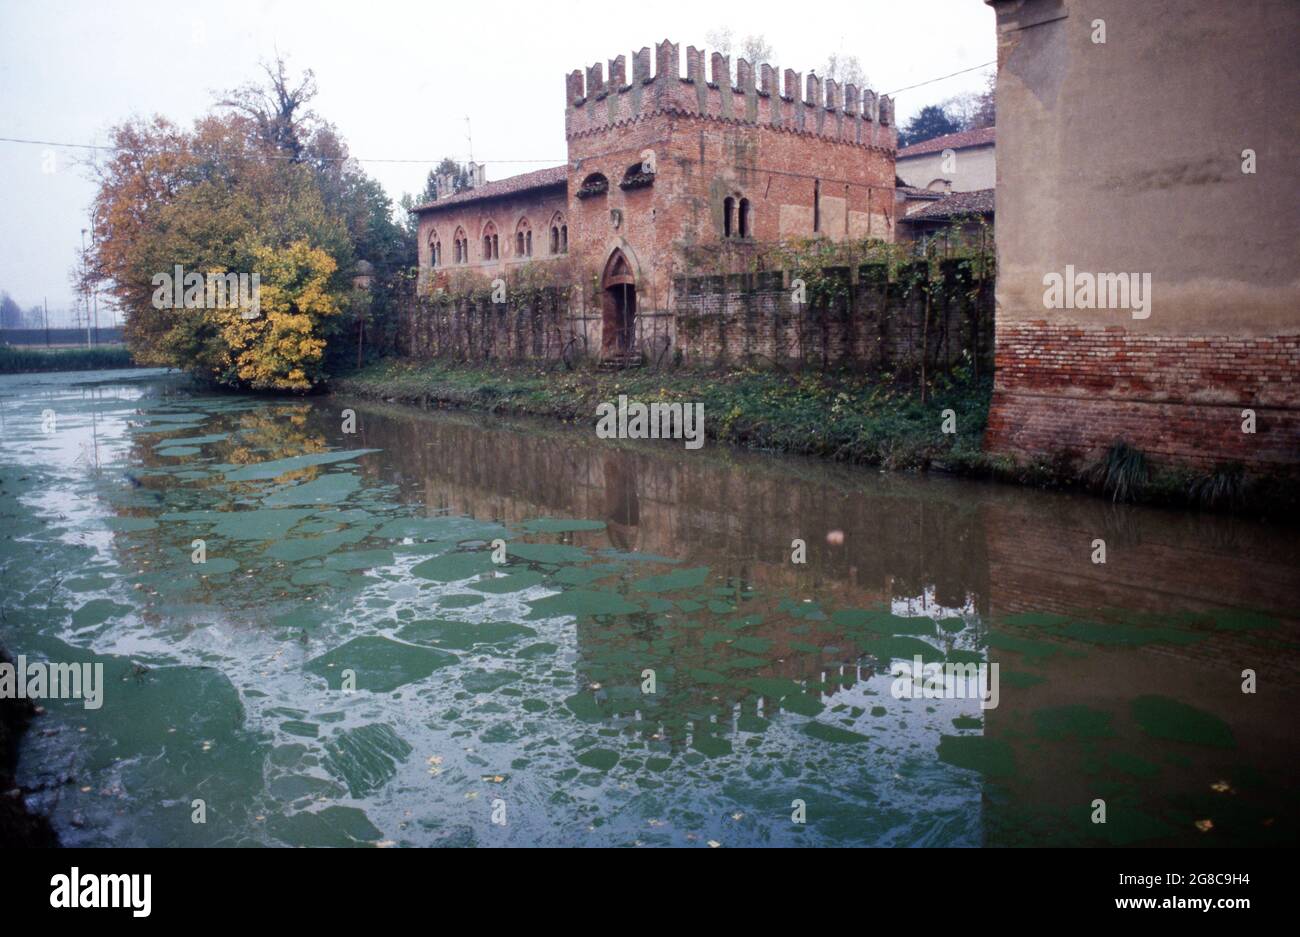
0;0;995;324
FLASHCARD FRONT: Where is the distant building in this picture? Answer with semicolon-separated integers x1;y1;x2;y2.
895;126;995;193
894;179;947;220
898;187;994;248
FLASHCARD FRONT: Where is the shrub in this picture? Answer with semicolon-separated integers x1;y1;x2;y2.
1092;440;1149;502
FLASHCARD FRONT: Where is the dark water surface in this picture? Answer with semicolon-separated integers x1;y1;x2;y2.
1;368;1296;847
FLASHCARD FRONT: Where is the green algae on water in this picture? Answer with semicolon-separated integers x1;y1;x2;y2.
1131;695;1236;749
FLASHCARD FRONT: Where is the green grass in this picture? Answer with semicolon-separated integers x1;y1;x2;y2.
334;358;996;473
0;345;135;373
1092;440;1150;502
334;357;1299;518
1187;463;1247;509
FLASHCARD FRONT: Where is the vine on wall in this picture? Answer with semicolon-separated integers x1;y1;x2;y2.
399;219;995;379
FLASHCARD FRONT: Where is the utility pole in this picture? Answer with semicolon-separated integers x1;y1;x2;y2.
88;213;100;345
81;228;91;346
44;297;49;347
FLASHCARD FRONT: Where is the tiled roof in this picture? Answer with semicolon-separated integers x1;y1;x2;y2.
897;126;995;158
900;188;995;222
412;166;568;212
897;185;946;201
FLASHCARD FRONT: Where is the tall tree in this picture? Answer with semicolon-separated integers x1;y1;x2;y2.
898;105;963;148
822;53;868;91
408;158;471;208
0;292;24;329
85;60;410;388
705;28;775;65
218;57;318;161
941;73;996;131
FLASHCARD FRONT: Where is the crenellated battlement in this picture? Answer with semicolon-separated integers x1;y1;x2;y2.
565;39;895;149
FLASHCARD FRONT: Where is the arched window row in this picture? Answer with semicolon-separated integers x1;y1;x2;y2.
433;215;570;266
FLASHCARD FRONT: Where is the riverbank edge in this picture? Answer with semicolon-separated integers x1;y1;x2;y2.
332;358;1298;520
0;345;135;375
0;645;59;847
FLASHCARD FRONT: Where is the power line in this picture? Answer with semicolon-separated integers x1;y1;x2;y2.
885;60;996;96
0;60;998;167
0;137;920;198
0;135;556;164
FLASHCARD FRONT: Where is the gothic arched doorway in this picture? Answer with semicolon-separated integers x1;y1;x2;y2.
600;249;637;358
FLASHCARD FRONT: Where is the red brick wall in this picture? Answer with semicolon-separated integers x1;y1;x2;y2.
565;111;894;315
411;39;902;364
563;40;898;320
986;323;1300;471
564;111;672;314
415;186;569;278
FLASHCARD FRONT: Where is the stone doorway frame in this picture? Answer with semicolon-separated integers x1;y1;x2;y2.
600;249;637;357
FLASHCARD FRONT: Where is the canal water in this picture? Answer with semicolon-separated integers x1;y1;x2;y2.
1;368;1296;847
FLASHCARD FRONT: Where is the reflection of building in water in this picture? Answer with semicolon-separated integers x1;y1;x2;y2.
601;454;639;551
975;493;1300;845
335;399;1300;842
891;585;978;626
341;400;991;614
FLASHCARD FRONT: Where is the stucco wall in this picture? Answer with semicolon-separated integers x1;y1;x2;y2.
897;144;996;192
984;0;1300;474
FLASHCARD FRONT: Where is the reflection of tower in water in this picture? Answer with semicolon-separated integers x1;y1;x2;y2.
602;453;639;551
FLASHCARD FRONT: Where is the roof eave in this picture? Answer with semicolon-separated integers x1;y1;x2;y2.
410;180;568;214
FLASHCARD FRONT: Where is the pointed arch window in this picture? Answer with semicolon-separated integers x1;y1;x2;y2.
515;217;533;258
549;212;568;255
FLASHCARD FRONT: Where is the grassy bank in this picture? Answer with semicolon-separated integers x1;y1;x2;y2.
335;358;1298;518
336;358;1001;473
0;345;134;374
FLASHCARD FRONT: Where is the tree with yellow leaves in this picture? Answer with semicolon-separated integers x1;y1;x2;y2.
82;57;412;390
217;242;339;391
